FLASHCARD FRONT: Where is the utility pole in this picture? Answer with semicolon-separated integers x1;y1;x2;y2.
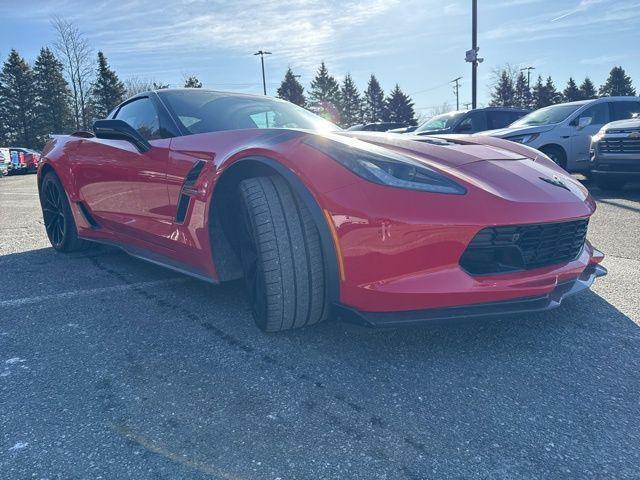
520;66;535;89
451;77;462;110
253;50;272;95
465;0;483;109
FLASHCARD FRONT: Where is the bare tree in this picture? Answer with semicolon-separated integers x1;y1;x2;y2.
51;16;93;130
124;77;170;97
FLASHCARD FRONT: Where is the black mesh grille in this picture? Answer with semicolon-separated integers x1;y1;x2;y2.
460;219;589;275
600;138;640;154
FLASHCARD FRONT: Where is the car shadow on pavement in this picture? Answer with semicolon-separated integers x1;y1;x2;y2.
2;243;639;479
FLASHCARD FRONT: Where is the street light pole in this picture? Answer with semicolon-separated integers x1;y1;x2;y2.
451;76;462;110
465;0;482;109
471;0;478;109
253;50;272;95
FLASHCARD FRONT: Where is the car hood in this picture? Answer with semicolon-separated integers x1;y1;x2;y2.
603;118;640;131
413;128;452;136
327;131;590;206
480;124;556;138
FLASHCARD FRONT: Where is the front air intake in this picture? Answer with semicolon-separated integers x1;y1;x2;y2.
460;219;589;275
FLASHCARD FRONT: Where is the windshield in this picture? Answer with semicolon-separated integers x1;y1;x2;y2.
415;111;466;133
158;90;340;134
511;104;582;127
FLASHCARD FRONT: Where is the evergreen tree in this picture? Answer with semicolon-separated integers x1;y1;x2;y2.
33;47;73;146
599;66;636;97
532;76;560;109
91;52;125;120
276;68;305;106
514;71;532;109
363;74;386;123
385;84;416;125
308;61;340;119
184;76;202;88
562;77;582;102
489;69;515;107
338;74;362;127
579;77;597;100
0;49;38;148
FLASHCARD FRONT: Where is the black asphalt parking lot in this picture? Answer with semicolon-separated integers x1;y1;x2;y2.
1;174;639;479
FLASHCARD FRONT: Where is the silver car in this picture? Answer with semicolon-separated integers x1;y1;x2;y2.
589;116;640;190
481;97;640;172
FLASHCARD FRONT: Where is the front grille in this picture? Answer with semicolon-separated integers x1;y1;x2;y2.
600;138;640;154
460;219;589;275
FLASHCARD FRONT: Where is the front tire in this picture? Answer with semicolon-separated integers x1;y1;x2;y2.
540;145;567;170
40;172;89;252
237;176;327;332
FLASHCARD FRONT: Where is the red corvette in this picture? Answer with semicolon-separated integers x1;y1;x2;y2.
38;89;606;331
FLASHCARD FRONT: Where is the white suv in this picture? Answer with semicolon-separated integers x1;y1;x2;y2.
480;96;640;172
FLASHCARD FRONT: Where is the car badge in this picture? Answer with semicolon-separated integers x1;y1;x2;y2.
539;175;570;191
629;132;640;139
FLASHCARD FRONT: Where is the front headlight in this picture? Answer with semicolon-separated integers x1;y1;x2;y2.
505;133;540;144
591;127;607;144
305;136;466;195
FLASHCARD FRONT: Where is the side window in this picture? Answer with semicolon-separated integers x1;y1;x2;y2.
487;111;516;129
612;101;640;121
576;103;609;126
456;111;486;133
115;98;162;140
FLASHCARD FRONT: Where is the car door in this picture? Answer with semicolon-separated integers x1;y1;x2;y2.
74;96;174;246
569;102;610;165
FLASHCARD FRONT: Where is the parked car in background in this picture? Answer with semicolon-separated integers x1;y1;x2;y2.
0;148;10;176
10;147;41;173
589;116;640;190
481;97;640;172
347;122;408;132
412;107;529;136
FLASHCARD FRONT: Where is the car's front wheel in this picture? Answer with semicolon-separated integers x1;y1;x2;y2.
40;171;89;252
237;175;327;332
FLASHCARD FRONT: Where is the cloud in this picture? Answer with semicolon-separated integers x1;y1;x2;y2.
551;0;606;21
579;54;628;65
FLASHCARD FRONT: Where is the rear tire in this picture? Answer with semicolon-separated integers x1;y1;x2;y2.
237;175;327;332
595;176;626;191
40;172;90;252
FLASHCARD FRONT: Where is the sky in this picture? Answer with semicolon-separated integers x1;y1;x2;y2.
0;0;638;119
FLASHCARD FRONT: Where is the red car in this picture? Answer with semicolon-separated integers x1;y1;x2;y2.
38;89;606;331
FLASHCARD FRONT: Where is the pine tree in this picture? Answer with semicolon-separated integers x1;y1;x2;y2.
532;75;560;109
363;74;386;123
0;49;38;148
489;69;515;107
184;76;202;88
91;52;125;120
579;77;597;100
513;71;532;109
33;47;73;146
338;74;362;127
385;84;416;125
599;66;636;97
308;61;340;119
276;68;305;106
562;77;582;102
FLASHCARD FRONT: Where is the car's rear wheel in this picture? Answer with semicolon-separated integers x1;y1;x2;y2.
595;176;626;191
41;172;89;252
540;145;567;170
237;175;327;332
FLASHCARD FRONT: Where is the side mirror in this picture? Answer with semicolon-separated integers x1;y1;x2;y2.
577;116;592;129
93;119;151;153
456;123;473;133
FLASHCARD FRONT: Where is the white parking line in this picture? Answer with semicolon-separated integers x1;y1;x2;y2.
0;278;186;308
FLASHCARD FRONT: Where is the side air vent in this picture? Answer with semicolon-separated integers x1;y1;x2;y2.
77;201;100;229
176;160;206;223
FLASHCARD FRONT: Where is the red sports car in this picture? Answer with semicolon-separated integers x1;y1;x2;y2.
38;89;606;331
